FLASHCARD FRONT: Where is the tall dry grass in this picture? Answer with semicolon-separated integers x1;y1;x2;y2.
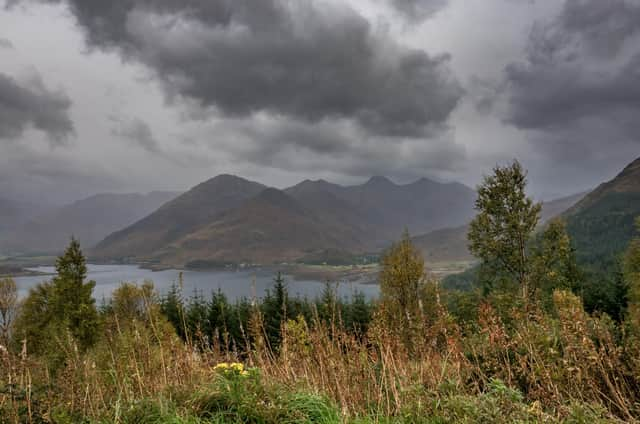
1;286;638;423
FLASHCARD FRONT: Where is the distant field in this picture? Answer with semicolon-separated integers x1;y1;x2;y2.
0;254;57;267
287;259;475;284
0;255;57;277
427;260;477;278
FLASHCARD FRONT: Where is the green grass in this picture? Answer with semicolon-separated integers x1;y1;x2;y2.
41;373;615;424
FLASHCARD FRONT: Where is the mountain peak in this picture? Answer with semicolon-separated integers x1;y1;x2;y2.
202;174;251;185
596;156;640;195
617;157;640;180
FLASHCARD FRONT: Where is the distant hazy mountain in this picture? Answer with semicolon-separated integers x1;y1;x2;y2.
94;174;477;266
4;191;180;254
565;157;640;267
0;198;29;233
0;197;50;252
413;191;588;263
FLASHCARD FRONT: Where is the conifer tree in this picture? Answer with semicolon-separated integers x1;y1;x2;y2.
50;237;99;350
161;283;185;339
263;271;289;350
318;281;338;324
14;238;99;357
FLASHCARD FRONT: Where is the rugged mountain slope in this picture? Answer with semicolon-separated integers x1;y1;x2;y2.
286;176;477;247
4;191;180;254
93;175;266;260
159;188;367;266
413;191;588;263
284;181;371;245
564;157;640;266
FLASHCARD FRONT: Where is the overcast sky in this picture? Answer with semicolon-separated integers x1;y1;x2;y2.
1;0;639;205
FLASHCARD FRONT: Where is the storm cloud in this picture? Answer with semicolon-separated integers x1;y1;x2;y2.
26;0;462;139
503;0;640;166
0;71;74;144
0;0;632;204
204;114;466;180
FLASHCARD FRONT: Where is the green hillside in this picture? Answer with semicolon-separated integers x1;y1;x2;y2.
566;192;640;268
564;158;640;271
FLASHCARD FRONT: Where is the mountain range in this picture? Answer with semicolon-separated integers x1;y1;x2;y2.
1;191;180;254
5;156;639;270
92;175;477;266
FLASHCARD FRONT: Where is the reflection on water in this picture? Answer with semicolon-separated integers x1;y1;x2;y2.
14;264;379;302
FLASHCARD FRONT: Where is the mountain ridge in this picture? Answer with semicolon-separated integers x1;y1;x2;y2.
93;174;478;266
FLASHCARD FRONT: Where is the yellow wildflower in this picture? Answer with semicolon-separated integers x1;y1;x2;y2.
214;362;230;370
231;362;244;372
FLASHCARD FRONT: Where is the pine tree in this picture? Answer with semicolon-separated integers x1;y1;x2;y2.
14;238;99;357
161;283;185;339
468;160;542;302
50;237;99;350
262;271;289;351
346;290;371;336
318;281;338;324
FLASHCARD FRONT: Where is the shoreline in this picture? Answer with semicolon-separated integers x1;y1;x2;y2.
125;260;381;284
0;267;51;278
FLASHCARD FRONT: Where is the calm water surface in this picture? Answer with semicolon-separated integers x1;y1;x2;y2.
14;264;379;302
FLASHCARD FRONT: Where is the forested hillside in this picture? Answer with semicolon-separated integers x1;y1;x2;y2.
565;158;640;270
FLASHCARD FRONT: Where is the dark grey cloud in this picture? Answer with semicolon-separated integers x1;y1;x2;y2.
0;38;13;49
205;115;466;182
21;0;462;139
0;71;74;144
388;0;448;22
561;0;640;57
110;116;160;153
503;0;640;175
